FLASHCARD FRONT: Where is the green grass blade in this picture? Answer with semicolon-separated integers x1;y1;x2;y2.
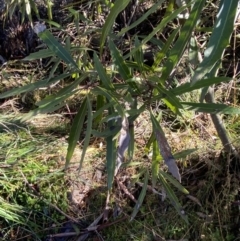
38;29;79;70
100;0;130;54
191;0;238;85
160;0;206;82
181;102;240;115
131;169;148;221
65;97;87;169
78;96;92;171
94;52;114;90
172;77;231;96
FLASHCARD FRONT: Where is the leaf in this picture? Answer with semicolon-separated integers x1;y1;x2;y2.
92;86;124;117
152;27;180;70
191;0;239;85
173;148;198;159
117;0;165;36
159;0;206;82
94;52;114;90
131;169;148;221
115;116;130;176
150;113;181;182
133;36;144;71
172;77;231;96
23;49;55;60
0;73;72;99
180;102;240;115
38;29;79;70
152;139;162;188
158;173;188;223
65;97;87;169
109;40;131;80
159;170;189;195
78;96;92;171
106;128;117;191
123;3;191;61
100;0;130;54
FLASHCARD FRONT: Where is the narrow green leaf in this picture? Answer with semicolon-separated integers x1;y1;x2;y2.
159;170;189;195
38;29;79;70
152;139;162;188
65;97;87;169
160;0;206;82
92;127;120;138
173;148;198;159
151;113;181;182
172;77;231;96
117;0;165;37
93;95;105;128
123;3;192;60
94;52;114;90
191;0;239;85
106;138;117;191
92;86;124;117
23;49;55;60
133;36;144;70
100;0;130;54
109;40;131;80
131;169;148;220
189;36;200;67
36;74;87;106
0;73;72;99
78;96;92;171
181;102;240;115
152;27;180;70
158;173;188;223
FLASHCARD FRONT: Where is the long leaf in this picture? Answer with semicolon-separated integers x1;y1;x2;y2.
23;49;55;60
158;173;188;223
160;0;206;82
150;113;181;182
152;139;162;188
159;170;189;195
92;86;124;117
123;2;192;60
38;29;79;70
78;96;92;172
100;0;130;54
117;0;165;36
172;77;231;96
131;169;148;221
152;27;180;70
191;0;238;85
181;102;240;115
65;97;87;169
94;52;114;90
0;73;72;99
